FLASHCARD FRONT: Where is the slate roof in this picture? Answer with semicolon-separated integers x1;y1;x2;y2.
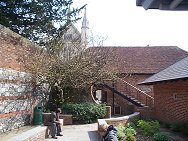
136;0;188;11
140;56;188;84
89;46;188;74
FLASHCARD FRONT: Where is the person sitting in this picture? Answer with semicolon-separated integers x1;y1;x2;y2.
101;123;118;141
50;107;63;139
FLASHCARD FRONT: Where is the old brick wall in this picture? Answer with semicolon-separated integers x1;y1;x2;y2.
154;80;188;123
0;25;39;133
0;24;37;71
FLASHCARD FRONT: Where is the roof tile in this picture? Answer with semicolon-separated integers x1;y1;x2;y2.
140;56;188;84
90;46;188;74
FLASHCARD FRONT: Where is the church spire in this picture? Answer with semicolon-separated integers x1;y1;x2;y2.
67;5;71;23
81;7;89;47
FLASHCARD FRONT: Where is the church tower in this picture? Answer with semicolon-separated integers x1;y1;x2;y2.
81;8;89;47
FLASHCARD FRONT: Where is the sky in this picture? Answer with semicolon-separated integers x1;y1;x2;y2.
73;0;188;51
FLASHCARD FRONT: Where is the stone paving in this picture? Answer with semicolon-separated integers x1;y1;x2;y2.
160;128;188;141
44;123;101;141
0;126;35;141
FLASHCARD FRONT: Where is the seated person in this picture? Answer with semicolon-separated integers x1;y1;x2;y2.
100;123;118;141
50;107;63;139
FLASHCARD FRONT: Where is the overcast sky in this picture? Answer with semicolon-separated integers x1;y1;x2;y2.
73;0;188;51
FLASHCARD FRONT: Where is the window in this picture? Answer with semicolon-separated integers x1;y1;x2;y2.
64;34;72;40
96;90;102;102
114;106;121;115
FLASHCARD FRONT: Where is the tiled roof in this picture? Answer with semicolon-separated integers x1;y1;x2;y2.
140;56;188;84
89;46;188;74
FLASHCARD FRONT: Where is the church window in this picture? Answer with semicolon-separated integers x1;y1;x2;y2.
64;34;72;40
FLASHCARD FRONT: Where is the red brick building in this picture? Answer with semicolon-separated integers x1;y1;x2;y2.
90;47;188;116
141;56;188;124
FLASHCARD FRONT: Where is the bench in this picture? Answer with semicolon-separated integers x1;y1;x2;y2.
43;113;73;138
43;113;64;138
6;126;47;141
59;114;73;125
44;118;64;138
98;112;140;138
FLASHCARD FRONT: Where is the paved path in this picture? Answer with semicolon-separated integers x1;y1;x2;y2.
44;123;101;141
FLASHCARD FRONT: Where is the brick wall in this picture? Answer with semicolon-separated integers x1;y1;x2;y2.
0;25;40;133
154;80;188;123
0;24;37;71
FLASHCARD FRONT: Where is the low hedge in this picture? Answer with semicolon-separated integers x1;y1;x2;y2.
61;103;107;124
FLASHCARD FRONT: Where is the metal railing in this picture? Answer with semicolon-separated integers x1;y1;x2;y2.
115;78;154;107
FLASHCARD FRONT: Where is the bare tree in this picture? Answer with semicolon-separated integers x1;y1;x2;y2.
20;28;117;109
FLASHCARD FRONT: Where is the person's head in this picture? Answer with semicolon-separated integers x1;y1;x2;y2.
56;108;62;113
100;123;109;132
99;123;109;136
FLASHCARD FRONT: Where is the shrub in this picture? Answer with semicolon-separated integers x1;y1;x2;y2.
61;103;106;124
125;126;137;136
153;132;168;141
117;124;126;140
179;124;188;135
169;123;181;132
169;123;188;135
137;120;160;136
126;133;137;141
127;121;137;129
117;123;137;141
131;118;140;126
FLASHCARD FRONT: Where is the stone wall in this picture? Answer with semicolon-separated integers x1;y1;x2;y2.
0;68;36;133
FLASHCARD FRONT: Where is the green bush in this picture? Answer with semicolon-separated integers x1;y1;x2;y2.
169;123;181;132
117;123;137;141
117;124;126;140
137;120;160;136
61;103;106;124
127;121;137;129
125;126;137;136
179;124;188;135
131;118;140;126
169;123;188;135
153;132;168;141
126;133;137;141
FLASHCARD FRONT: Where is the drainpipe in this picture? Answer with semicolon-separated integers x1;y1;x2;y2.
112;81;115;115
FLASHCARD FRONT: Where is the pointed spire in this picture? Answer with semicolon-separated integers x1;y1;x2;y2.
82;7;89;29
67;4;71;22
81;7;89;47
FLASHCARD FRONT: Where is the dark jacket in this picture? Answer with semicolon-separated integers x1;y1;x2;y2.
104;125;118;141
50;111;60;123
